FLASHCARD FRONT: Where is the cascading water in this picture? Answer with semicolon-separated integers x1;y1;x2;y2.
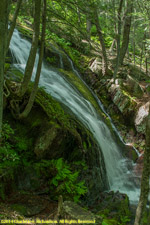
10;29;140;204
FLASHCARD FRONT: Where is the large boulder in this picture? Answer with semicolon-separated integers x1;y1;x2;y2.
32;88;109;203
61;201;96;222
108;83;137;117
95;191;131;223
123;75;144;98
135;101;150;134
89;57;102;75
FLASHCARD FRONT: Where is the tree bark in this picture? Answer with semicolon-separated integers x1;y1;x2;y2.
19;0;41;97
94;10;108;76
0;0;9;139
113;0;124;80
19;0;46;118
119;0;133;65
7;0;22;53
134;103;150;225
109;38;117;53
86;18;92;40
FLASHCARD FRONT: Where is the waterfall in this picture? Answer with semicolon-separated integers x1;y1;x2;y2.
10;29;140;204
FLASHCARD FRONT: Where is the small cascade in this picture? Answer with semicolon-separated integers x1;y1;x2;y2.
10;29;140;204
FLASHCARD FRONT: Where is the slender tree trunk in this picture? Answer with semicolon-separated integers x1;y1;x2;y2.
19;0;41;97
109;38;117;53
140;46;143;72
0;0;9;139
19;0;46;119
86;18;92;40
113;0;124;80
7;0;22;53
134;104;150;225
133;17;136;65
140;34;145;72
146;57;148;76
94;11;108;76
119;0;133;65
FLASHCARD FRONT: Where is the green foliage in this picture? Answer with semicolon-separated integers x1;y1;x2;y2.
0;123;20;200
0;123;20;166
91;25;97;36
46;56;57;64
102;215;130;225
47;32;81;65
118;215;130;225
104;36;113;48
14;136;30;153
35;158;87;202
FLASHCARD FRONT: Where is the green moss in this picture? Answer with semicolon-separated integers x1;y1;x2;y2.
122;90;137;102
96;194;131;224
59;69;104;114
102;218;118;225
11;204;27;216
34;87;72;129
16;24;33;39
4;63;10;73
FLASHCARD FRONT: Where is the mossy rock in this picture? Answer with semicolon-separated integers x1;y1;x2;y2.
124;75;144;98
59;69;109;122
108;83;137;117
61;201;97;223
96;191;131;223
11;203;46;216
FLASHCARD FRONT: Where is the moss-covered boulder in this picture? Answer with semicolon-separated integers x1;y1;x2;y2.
108;82;137;119
32;88;109;202
61;201;97;224
3;79;108;203
95;191;131;224
124;75;144;98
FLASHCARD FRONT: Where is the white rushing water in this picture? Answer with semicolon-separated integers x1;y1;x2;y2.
10;29;140;204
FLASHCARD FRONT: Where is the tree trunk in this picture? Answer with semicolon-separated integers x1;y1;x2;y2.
113;0;124;80
0;0;9;139
7;0;22;53
86;18;92;40
119;0;133;65
19;0;46;119
134;103;150;225
94;11;108;76
109;39;117;53
19;0;41;97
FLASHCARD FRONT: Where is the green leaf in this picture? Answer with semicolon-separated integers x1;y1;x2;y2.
52;178;58;186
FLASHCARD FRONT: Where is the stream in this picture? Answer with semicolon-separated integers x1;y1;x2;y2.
10;28;140;204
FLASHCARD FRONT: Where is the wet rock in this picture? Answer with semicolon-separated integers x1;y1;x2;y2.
135;101;150;134
125;144;138;162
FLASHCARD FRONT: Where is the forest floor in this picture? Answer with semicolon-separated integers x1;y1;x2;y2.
0;192;58;222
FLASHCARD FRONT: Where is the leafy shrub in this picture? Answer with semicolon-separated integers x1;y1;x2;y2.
35;158;87;202
0;123;20;199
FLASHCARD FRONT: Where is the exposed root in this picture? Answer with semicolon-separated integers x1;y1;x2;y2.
3;80;10;97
